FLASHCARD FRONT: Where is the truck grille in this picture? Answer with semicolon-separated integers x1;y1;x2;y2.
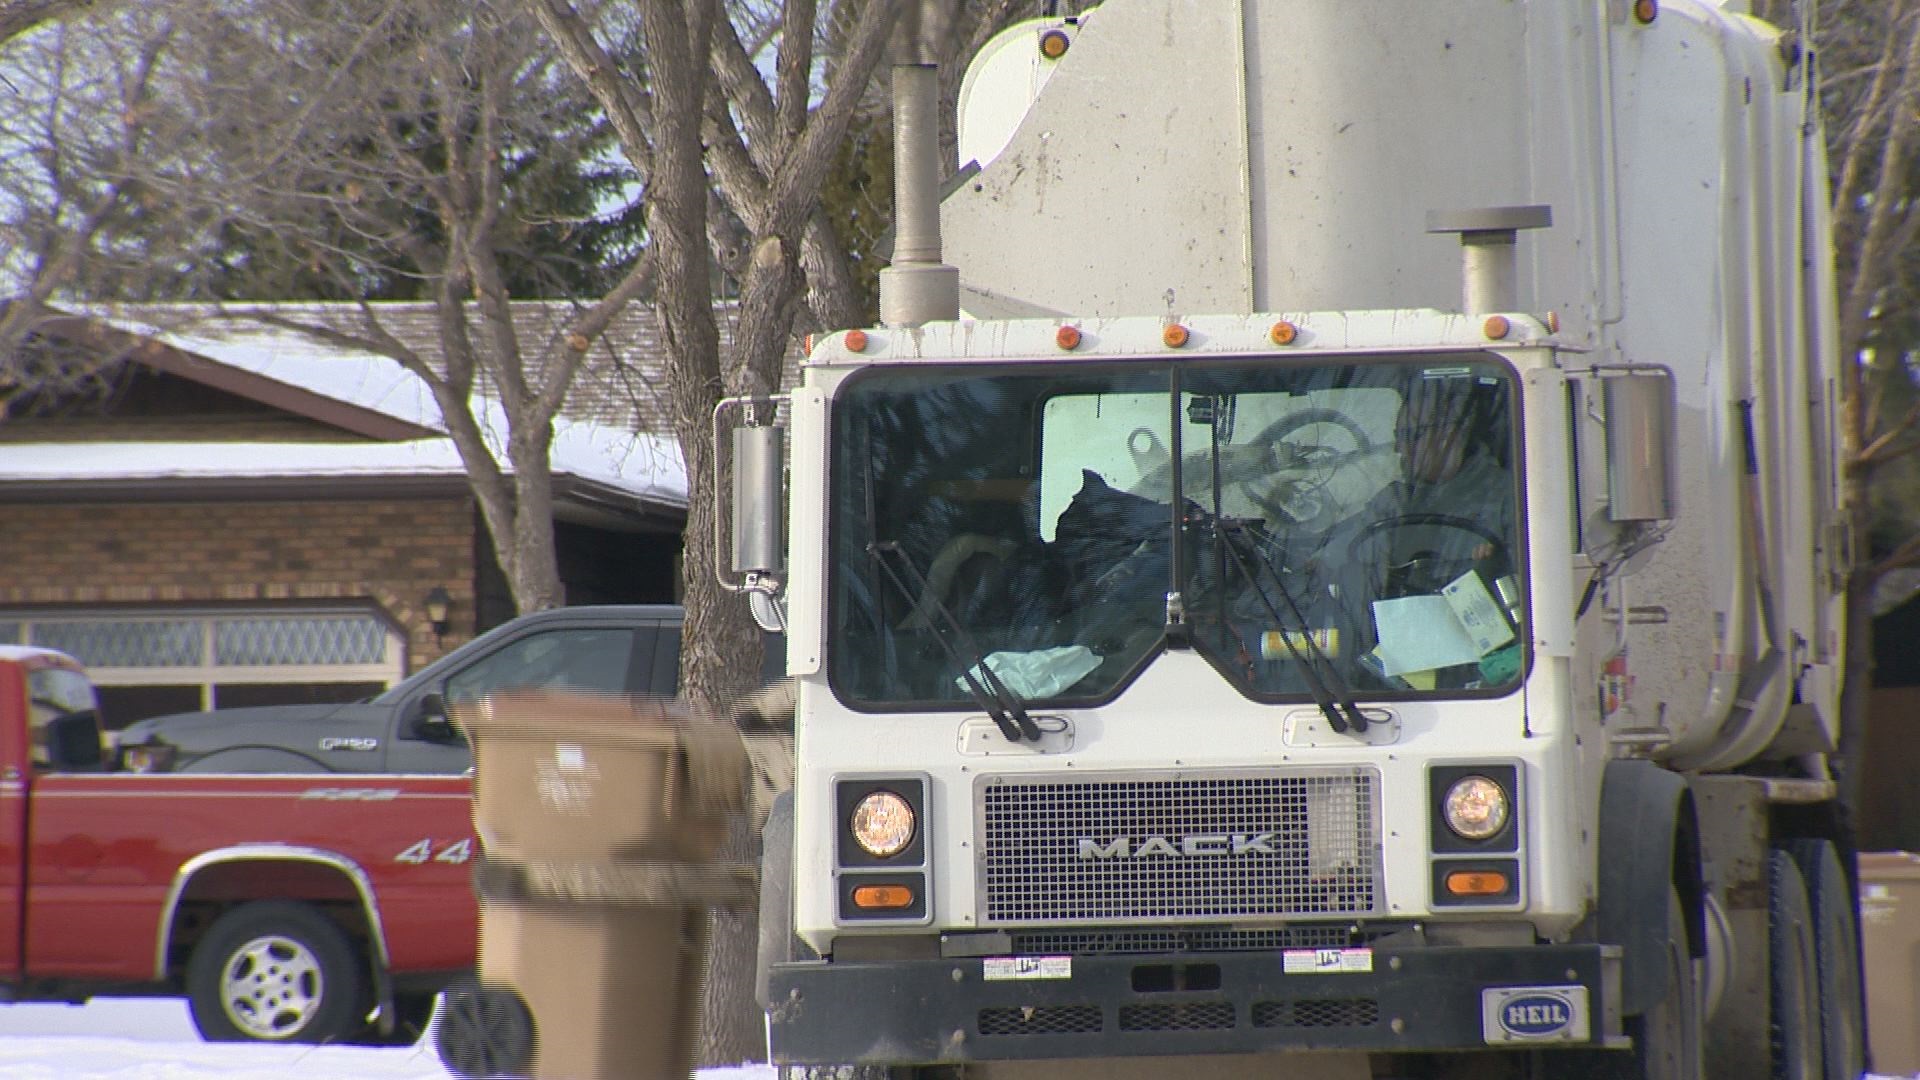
977;768;1381;924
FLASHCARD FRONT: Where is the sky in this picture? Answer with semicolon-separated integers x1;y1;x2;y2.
0;997;775;1080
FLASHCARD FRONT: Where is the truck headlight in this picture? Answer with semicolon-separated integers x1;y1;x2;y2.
850;790;916;857
1442;775;1510;841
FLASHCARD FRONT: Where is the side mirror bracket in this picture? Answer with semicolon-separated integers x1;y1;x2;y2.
714;395;790;634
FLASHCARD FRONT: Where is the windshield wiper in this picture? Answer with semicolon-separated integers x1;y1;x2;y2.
1212;522;1370;734
868;540;1042;743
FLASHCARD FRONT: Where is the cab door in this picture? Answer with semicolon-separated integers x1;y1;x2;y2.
0;657;102;978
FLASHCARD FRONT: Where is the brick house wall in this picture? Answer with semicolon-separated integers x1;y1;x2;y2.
0;496;477;673
0;306;692;727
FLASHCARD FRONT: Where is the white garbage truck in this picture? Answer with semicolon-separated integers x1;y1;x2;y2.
719;2;1861;1078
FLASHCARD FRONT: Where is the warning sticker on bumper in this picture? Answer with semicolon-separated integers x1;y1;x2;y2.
1281;947;1374;974
983;956;1071;981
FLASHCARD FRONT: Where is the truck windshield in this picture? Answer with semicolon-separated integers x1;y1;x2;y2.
827;353;1524;709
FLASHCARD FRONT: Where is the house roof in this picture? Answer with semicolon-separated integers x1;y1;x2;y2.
4;303;708;518
71;299;799;433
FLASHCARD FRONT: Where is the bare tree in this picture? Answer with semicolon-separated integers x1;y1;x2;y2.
0;0;105;44
0;7;187;411
109;0;666;615
1810;0;1920;817
522;0;914;1063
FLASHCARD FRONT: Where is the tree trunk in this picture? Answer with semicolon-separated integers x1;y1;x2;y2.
679;430;777;1067
1835;562;1880;844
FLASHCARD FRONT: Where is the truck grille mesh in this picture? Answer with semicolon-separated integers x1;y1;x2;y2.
1119;1002;1235;1032
978;1005;1103;1036
978;768;1380;924
1007;923;1395;956
1252;998;1381;1028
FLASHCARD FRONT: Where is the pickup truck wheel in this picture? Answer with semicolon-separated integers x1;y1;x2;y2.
186;901;369;1044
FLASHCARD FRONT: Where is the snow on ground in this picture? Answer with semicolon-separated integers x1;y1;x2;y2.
0;997;774;1079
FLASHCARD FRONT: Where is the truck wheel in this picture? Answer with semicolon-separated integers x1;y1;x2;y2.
1769;849;1820;1080
1785;839;1866;1080
435;983;534;1079
1627;887;1703;1079
1559;886;1701;1079
186;900;369;1044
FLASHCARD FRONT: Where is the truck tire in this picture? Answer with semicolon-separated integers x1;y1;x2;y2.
1769;849;1820;1080
1784;838;1866;1080
435;983;534;1079
1560;887;1701;1079
186;900;370;1044
1630;888;1704;1079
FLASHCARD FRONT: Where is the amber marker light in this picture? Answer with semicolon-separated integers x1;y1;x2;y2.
1038;28;1071;59
1445;869;1511;897
844;329;869;353
852;884;916;910
1163;323;1190;348
1545;310;1561;334
1269;320;1298;345
1633;0;1658;23
1056;325;1083;350
1483;315;1512;341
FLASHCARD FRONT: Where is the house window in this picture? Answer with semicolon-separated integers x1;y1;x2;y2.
0;610;406;729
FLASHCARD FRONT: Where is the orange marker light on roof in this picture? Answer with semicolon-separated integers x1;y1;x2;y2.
1483;315;1512;341
1038;28;1071;60
1269;320;1298;346
1163;323;1190;348
844;329;869;353
1056;325;1083;351
1633;0;1658;24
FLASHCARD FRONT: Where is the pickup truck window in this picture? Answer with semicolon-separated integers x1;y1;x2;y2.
27;667;103;770
443;628;639;705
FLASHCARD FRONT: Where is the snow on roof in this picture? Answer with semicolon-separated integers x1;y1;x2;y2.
99;310;458;430
0;431;686;506
38;309;689;507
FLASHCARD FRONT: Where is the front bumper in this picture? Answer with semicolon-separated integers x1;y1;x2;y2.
768;942;1622;1065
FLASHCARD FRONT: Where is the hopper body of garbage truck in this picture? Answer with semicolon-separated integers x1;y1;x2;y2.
719;2;1861;1078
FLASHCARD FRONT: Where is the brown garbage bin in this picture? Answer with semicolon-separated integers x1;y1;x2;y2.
1861;851;1920;1077
439;690;752;1080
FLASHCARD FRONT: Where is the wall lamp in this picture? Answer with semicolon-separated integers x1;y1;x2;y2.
425;587;452;639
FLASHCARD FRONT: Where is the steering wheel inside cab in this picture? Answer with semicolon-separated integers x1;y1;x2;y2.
1354;512;1511;600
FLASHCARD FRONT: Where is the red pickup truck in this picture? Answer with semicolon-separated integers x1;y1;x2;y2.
0;645;475;1046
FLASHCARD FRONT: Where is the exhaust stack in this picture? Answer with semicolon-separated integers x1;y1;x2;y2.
879;64;960;328
1426;205;1552;313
